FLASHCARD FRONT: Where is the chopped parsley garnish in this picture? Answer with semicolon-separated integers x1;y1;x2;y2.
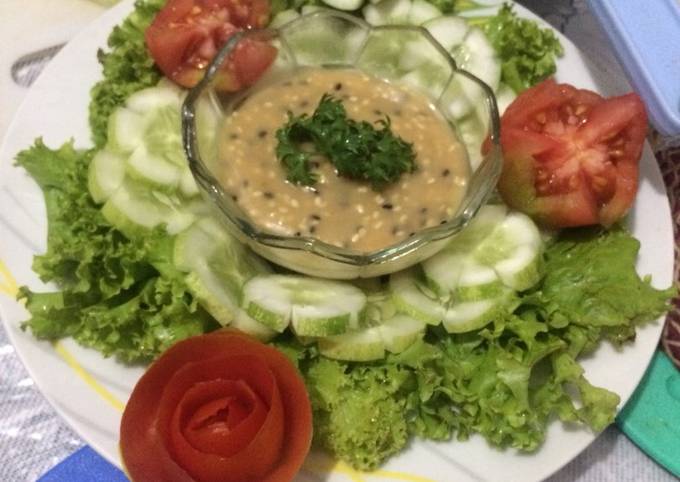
275;94;417;190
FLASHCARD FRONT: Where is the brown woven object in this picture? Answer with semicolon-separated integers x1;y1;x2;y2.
656;141;680;369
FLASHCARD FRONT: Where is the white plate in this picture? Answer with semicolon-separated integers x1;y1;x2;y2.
0;2;673;481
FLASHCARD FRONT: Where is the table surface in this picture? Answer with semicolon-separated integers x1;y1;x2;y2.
0;0;678;481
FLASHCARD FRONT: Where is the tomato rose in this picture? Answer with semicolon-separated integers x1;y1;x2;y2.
120;330;312;482
496;78;647;228
145;0;277;90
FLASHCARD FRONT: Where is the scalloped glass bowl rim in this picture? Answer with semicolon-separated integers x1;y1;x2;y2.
181;10;502;271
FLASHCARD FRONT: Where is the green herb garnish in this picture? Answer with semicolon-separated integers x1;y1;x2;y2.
275;94;417;190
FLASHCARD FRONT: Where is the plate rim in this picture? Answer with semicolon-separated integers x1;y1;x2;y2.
0;1;673;481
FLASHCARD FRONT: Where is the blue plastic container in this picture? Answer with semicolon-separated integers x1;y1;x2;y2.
587;0;680;136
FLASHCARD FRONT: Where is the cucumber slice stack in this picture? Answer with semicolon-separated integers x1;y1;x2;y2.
173;218;272;326
392;205;542;334
88;80;219;237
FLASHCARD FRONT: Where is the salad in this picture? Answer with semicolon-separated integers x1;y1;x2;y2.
11;0;675;479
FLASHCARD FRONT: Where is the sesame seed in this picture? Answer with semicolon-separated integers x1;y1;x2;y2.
382;203;393;210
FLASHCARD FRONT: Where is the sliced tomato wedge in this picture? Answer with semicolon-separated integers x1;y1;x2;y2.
120;330;312;482
145;0;276;90
497;78;647;228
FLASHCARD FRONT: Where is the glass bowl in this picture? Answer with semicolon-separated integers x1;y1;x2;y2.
182;10;502;279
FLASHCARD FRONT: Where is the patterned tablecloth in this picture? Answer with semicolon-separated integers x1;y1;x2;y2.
0;0;678;481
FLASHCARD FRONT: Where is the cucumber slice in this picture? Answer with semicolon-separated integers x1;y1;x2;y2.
300;5;329;14
270;9;300;28
473;211;542;291
88;149;125;204
454;28;500;90
422;204;507;292
318;327;385;361
442;292;513;333
102;181;173;236
126;144;182;189
422;16;469;51
107;108;145;153
231;309;278;342
125;82;182;114
175;218;271;325
455;258;504;301
179;168;199;197
455;114;486;169
408;0;441;25
442;26;501;120
101;179;196;237
496;82;517;115
363;0;412;25
378;314;426;353
242;275;367;336
321;0;365;12
390;267;444;324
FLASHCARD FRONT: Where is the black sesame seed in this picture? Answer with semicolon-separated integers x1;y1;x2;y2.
295;231;301;236
231;195;238;202
409;232;415;237
257;129;267;139
310;226;317;234
310;214;321;221
442;169;450;177
382;203;393;210
229;133;239;140
311;161;321;169
440;220;447;225
420;207;428;214
334;82;343;91
264;191;274;199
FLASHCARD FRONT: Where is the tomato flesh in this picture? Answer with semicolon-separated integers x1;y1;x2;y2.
497;78;647;228
120;331;312;482
145;0;275;90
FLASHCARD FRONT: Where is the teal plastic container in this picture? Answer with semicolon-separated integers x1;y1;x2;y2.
617;350;680;477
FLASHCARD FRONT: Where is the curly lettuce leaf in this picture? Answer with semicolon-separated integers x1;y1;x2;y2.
533;226;676;338
274;227;674;470
89;0;164;147
472;3;564;92
15;140;216;362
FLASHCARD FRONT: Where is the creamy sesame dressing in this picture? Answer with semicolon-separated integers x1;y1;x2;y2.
217;68;469;252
